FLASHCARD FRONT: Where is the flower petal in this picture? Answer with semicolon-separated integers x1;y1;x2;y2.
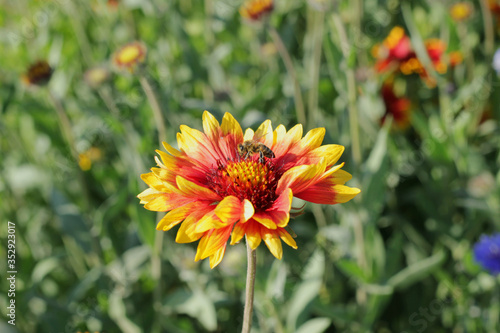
276;160;326;194
144;192;195;212
202;110;220;142
254;119;273;146
245;221;262;250
195;210;226;233
263;231;283;259
162;141;182;157
175;207;211;243
273;124;302;157
176;176;220;201
214;196;243;224
230;222;246;245
177;125;220;165
156;201;199;231
278;228;298;249
209;245;227;269
241;199;255;222
295;184;361;205
252;212;278;229
195;226;232;260
243;128;254;141
221;112;243;141
300;127;325;151
310;144;345;167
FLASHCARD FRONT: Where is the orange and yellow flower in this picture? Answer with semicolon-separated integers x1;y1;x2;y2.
138;111;360;268
488;0;500;15
450;2;473;21
373;27;459;87
240;0;274;21
22;60;53;86
111;41;147;73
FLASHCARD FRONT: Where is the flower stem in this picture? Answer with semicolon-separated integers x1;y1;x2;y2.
331;14;361;166
139;74;168;145
242;239;257;333
306;8;325;128
479;0;495;58
268;25;307;126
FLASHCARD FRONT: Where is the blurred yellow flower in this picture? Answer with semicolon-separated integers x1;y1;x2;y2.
78;147;103;171
138;111;360;268
448;51;464;67
450;2;473;21
112;41;147;72
240;0;274;21
84;66;110;88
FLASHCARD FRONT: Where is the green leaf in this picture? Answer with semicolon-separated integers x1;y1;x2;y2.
362;122;390;216
165;288;217;331
109;290;142;333
295;317;332;333
265;259;287;301
387;250;447;290
286;250;325;332
336;259;369;283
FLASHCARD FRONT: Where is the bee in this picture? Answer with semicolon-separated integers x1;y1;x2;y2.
237;140;275;163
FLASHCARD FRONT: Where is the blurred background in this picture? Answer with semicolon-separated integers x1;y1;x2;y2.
1;0;500;332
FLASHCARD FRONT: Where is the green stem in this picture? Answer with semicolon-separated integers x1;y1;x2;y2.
306;8;325;128
480;0;495;58
331;14;361;166
49;90;104;265
97;87;147;173
241;239;257;333
138;75;168;333
139;75;168;145
268;25;307;125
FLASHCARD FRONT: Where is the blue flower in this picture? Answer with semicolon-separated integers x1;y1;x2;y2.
473;233;500;275
493;48;500;75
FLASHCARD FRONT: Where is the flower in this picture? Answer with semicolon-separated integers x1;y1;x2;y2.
381;82;411;129
373;27;458;87
108;0;119;8
22;60;53;86
84;66;111;88
448;51;464;67
450;2;473;21
138;111;360;268
488;0;500;15
473;233;500;275
111;41;147;73
493;48;500;74
372;26;413;73
78;147;103;171
240;0;274;21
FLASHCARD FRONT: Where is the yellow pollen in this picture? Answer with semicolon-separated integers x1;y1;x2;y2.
225;161;270;189
118;45;141;64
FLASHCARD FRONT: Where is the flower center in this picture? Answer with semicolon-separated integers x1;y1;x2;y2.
207;159;281;211
118;45;141;64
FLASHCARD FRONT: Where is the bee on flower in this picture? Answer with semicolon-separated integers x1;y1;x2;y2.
138;111;360;268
